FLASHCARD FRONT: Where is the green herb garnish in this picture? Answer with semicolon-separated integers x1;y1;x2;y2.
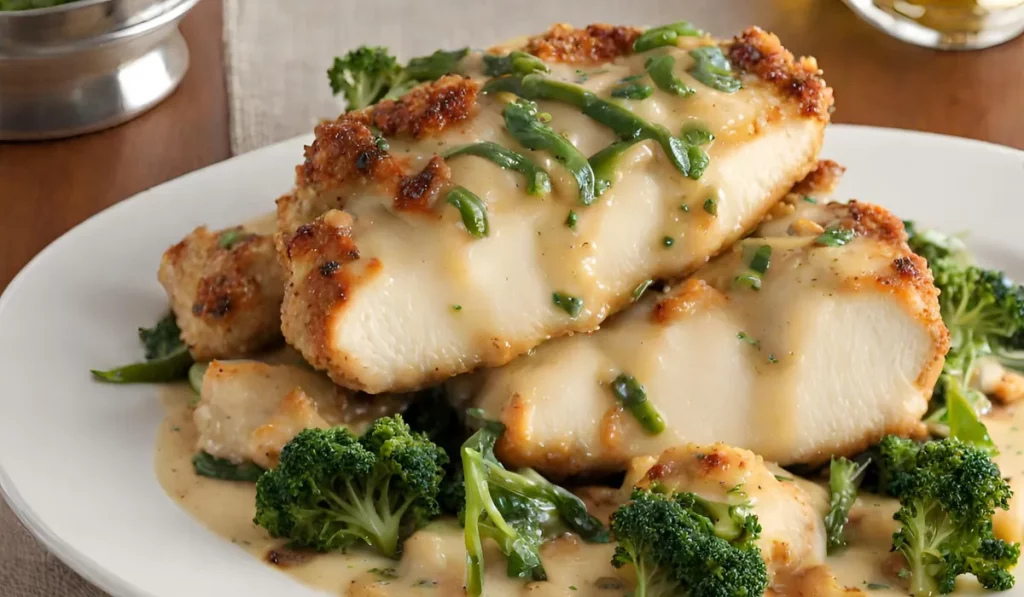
446;187;489;238
688;46;741;93
644;55;694;96
815;226;856;247
633;21;704;52
503;98;595;205
552;292;584;318
610;374;666;435
611;82;654;100
444;142;551;196
192;451;264;483
91;313;193;383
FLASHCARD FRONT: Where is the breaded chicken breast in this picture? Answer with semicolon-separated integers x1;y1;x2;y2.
458;198;948;477
158;226;286;361
277;24;833;393
193;360;407;469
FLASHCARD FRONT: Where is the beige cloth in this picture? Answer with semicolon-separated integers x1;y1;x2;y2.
1;2;761;595
224;0;752;154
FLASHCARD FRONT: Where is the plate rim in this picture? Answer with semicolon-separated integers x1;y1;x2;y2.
0;123;1021;597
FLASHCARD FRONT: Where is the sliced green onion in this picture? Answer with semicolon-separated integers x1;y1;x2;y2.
815;226;856;247
552;292;583;318
444;142;551;196
644;55;694;96
733;273;762;291
632;279;653;302
610;374;666;435
446;187;489;238
633;21;704;52
748;244;772;274
737;331;760;349
688;46;741;93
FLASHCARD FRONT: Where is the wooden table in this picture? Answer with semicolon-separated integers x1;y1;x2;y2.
0;0;1021;293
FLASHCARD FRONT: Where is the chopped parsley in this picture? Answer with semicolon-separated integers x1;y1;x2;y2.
632;279;654;302
737;331;760;349
552;292;584;318
610;374;666;435
565;210;578;230
815;226;856;247
703;197;718;216
662;236;675;247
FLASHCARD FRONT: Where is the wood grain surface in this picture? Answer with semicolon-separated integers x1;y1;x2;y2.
0;0;230;293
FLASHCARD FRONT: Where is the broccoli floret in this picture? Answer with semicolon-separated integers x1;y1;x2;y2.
402;387;467;515
610;487;768;597
825;456;871;553
327;47;402;112
906;222;1024;445
327;46;468;111
933;261;1024;379
461;421;608;596
878;436;1019;596
253;416;447;558
904;221;969;267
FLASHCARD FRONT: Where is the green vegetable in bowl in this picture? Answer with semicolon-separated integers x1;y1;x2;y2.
0;0;81;10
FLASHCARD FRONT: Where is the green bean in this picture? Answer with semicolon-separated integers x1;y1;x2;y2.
188;362;209;394
445;187;489;238
633;21;704;52
610;81;653;100
644;55;694;96
688;46;741;93
483;51;549;78
503;99;595;205
443;142;551;196
518;75;697;179
552;292;584;318
610;374;666;435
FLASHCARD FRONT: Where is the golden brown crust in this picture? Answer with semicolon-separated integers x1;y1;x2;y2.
280;211;384;389
651;279;727;325
790;159;845;197
297;116;403;192
395;156;451;212
727;27;834;120
522;23;641;64
158;226;286;361
832;201;950;396
367;75;479;139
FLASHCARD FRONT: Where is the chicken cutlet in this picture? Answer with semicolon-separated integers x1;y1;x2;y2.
277;25;833;393
457;197;948;477
158;225;285;361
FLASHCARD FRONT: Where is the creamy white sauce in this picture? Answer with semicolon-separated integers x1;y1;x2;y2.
156;384;1024;596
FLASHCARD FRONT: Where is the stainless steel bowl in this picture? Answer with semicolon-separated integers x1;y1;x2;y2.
0;0;198;140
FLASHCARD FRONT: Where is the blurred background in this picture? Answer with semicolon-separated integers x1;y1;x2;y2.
0;0;1022;594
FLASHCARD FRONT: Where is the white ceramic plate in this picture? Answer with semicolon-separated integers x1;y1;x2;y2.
0;125;1022;597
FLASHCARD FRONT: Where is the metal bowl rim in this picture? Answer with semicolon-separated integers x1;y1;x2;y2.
0;0;197;57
